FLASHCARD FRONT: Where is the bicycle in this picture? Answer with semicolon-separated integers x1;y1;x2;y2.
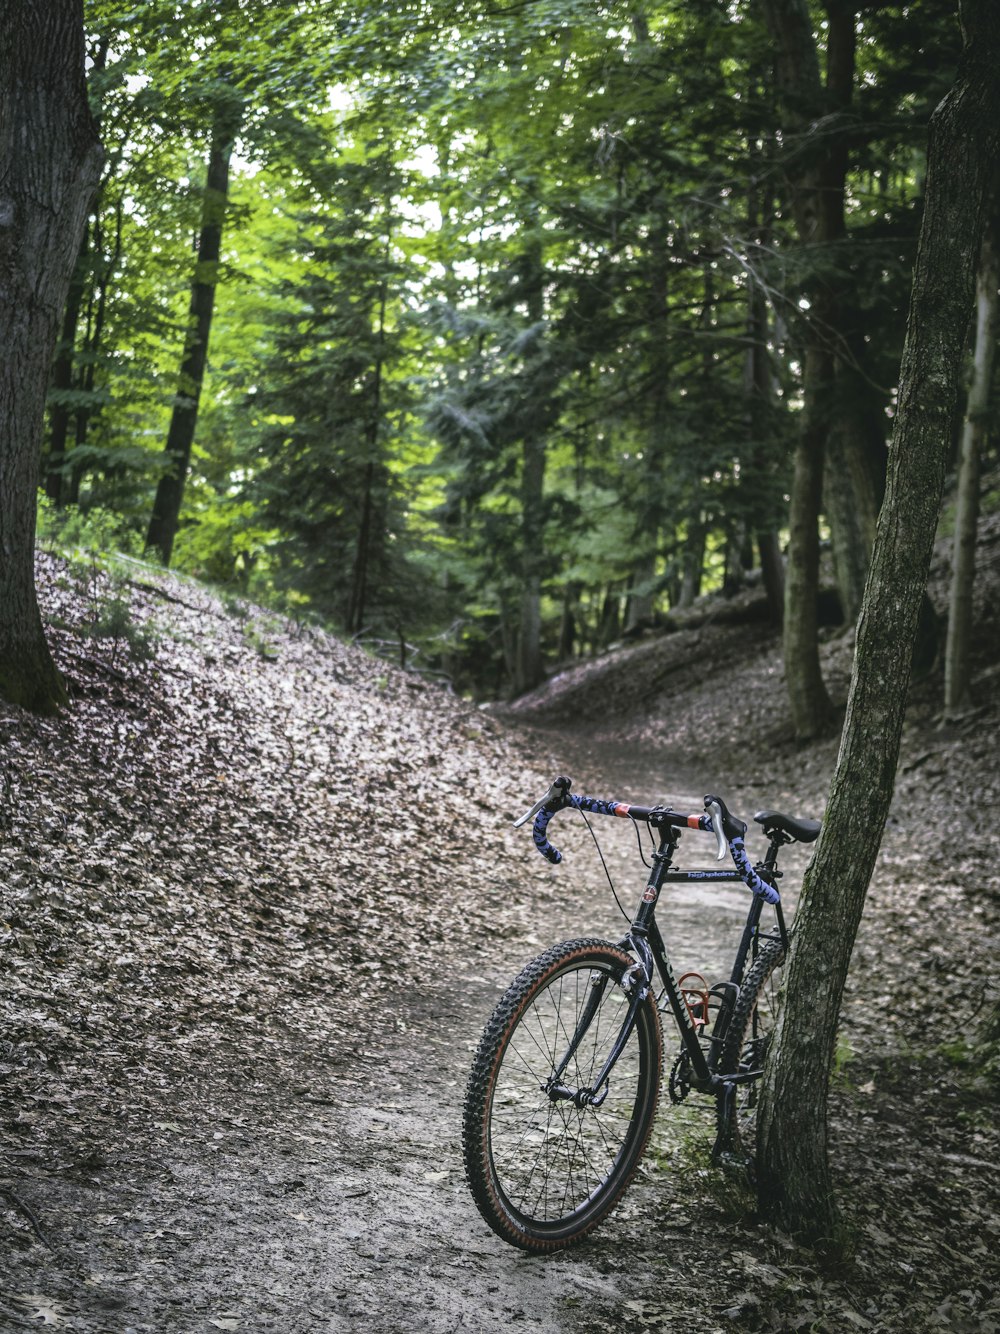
462;774;820;1252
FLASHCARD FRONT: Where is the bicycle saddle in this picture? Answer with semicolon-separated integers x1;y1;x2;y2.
753;810;821;843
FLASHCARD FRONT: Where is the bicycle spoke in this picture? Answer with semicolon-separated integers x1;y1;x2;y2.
486;957;650;1222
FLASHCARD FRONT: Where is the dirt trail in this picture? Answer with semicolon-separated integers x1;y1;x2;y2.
266;734;820;1333
1;727;814;1334
0;880;746;1333
4;549;1000;1333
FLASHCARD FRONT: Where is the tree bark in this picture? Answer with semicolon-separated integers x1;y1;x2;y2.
678;520;706;609
66;204;120;504
944;191;998;714
757;0;1000;1243
43;35;108;507
45;225;89;505
595;582;622;650
759;0;857;736
746;264;784;626
824;428;870;625
758;531;785;625
346;263;391;635
624;554;656;632
0;0;102;712
783;365;834;737
515;430;546;692
824;337;886;622
514;238;547;695
146;92;241;565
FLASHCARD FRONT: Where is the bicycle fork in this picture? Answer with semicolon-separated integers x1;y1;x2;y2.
544;957;652;1110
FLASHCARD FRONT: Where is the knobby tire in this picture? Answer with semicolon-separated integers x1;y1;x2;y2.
717;937;786;1170
463;938;663;1251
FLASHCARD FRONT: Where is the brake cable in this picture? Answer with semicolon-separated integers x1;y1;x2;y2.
573;803;638;925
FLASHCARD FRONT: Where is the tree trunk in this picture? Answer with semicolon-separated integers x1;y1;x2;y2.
944;192;999;714
514;237;547;695
0;1;102;712
146;93;241;565
819;2;886;626
746;266;784;625
66;199;123;504
760;0;855;737
347;266;390;635
624;554;656;631
596;582;622;651
757;0;1000;1243
43;36;107;508
825;347;886;622
45;225;89;505
783;357;835;737
758;531;785;625
678;520;706;609
515;430;546;692
723;522;752;596
832;421;874;624
556;584;580;661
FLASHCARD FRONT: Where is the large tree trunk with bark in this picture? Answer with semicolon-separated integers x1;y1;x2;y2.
756;0;1000;1243
146;93;241;565
944;192;998;714
0;1;102;712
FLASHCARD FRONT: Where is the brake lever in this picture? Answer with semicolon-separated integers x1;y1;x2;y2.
705;799;728;862
513;776;572;828
513;795;548;829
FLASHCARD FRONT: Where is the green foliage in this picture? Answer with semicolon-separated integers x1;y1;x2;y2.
830;1033;857;1089
85;593;159;664
170;498;279;591
41;0;956;693
242;615;282;662
37;494;145;560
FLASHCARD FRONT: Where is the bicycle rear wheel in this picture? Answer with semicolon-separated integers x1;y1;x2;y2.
463;938;662;1251
717;937;785;1168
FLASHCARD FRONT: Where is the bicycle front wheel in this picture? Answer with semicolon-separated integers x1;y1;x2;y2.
463;938;663;1251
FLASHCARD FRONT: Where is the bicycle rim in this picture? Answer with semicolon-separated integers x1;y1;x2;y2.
464;939;662;1249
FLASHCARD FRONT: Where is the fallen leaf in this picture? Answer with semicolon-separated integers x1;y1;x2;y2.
13;1294;68;1327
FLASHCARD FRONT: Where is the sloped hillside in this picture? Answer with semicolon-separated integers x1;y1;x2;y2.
2;533;999;1333
0;552;557;1254
505;509;1000;767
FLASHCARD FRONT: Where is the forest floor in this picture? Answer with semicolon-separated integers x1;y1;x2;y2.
1;518;1000;1333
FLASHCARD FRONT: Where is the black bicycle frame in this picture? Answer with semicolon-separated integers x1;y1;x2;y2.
546;816;788;1109
624;820;787;1094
